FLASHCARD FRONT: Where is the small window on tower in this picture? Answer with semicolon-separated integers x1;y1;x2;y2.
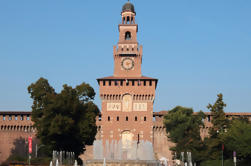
144;116;147;121
120;80;123;86
103;81;106;86
126;116;128;121
126;80;129;86
108;116;110;121
127;16;130;24
109;81;111;86
117;116;119;121
135;116;137;121
123;17;125;24
125;31;131;40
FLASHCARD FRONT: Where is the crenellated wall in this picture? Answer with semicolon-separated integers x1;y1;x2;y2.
0;112;35;163
0;111;250;164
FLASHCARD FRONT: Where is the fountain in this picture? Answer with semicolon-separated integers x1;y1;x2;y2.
74;160;78;166
85;140;159;166
92;140;155;160
103;158;106;166
52;150;75;165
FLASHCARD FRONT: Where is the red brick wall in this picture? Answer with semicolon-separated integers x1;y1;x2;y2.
0;113;35;163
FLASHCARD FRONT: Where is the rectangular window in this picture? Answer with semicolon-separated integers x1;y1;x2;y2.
126;80;129;86
149;81;152;86
20;115;23;121
144;116;147;121
126;116;128;121
109;81;111;86
143;81;146;86
108;116;110;121
120;80;123;86
27;115;30;121
9;115;12;121
103;81;106;86
15;115;18;120
117;116;119;121
115;81;118;86
135;116;137;121
3;115;5;121
207;115;210;122
132;81;135;86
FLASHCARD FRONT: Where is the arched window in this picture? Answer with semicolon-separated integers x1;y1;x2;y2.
125;31;131;40
127;16;130;24
122;94;132;112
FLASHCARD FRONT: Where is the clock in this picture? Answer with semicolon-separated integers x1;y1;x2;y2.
121;57;134;70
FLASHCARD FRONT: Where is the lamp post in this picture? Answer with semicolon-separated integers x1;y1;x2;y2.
221;144;224;166
233;151;237;166
217;128;227;166
136;133;140;160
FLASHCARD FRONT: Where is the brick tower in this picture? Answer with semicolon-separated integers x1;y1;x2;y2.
97;1;158;160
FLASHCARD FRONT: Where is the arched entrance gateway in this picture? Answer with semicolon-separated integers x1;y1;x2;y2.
121;131;133;160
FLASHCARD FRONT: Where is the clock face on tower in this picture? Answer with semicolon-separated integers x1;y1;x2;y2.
121;57;134;70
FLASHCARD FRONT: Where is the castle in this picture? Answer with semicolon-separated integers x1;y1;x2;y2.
0;2;250;164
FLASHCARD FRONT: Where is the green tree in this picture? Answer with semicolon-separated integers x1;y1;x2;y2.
205;93;229;160
28;78;99;159
164;106;206;163
223;119;251;162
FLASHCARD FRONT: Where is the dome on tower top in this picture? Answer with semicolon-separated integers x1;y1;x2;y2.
122;1;135;13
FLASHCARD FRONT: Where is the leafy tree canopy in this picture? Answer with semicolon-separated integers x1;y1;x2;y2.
223;119;251;161
28;78;99;158
164;106;206;163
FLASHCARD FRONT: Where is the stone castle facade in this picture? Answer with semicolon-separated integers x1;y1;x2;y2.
0;111;250;164
0;2;251;164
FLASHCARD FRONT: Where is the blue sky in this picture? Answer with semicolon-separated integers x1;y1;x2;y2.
0;0;250;113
